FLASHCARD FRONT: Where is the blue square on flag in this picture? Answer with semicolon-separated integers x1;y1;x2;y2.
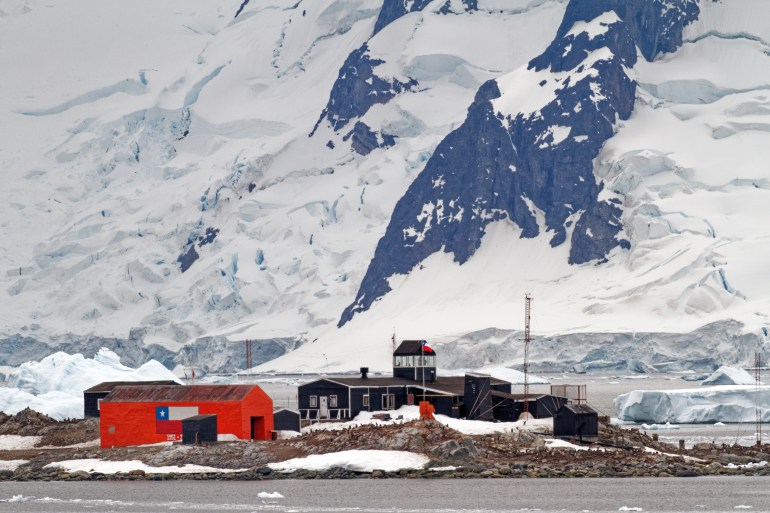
156;406;169;420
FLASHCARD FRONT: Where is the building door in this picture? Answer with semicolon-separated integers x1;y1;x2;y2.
319;396;329;419
251;416;265;440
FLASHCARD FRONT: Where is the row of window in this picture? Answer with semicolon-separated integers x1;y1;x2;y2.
393;355;435;367
308;394;396;410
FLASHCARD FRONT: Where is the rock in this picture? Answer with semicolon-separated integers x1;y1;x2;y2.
68;470;91;480
128;469;145;476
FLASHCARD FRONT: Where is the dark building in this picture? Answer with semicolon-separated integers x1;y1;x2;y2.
392;340;436;382
554;403;599;442
464;373;493;421
273;408;301;432
83;380;180;418
182;414;218;445
491;392;568;421
297;341;515;423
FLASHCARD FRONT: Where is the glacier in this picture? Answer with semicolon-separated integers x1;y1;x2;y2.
1;0;770;374
0;348;180;420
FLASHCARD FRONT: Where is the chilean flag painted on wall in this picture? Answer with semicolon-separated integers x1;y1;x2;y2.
155;406;198;434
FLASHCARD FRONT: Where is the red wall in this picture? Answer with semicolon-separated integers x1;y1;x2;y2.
100;389;273;448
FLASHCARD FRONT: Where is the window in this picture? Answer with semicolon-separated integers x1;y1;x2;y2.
97;398;103;410
395;356;402;367
382;394;395;410
407;356;414;367
426;355;434;366
309;395;318;407
330;395;338;408
363;395;369;407
415;356;422;366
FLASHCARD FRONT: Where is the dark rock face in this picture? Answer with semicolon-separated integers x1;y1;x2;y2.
340;0;699;325
312;44;417;135
343;121;396;156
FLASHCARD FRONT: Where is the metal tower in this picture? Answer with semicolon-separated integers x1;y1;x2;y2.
245;339;252;370
523;293;533;417
756;352;762;446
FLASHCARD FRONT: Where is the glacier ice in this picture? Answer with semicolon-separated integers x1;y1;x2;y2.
0;348;180;420
615;385;770;424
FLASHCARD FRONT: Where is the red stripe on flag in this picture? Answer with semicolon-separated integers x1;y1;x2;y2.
156;420;183;434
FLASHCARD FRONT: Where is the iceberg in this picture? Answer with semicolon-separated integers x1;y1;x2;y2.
0;348;180;420
615;385;770;424
701;366;756;386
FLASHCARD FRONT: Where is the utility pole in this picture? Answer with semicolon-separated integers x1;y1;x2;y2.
523;293;533;418
756;352;762;446
245;339;252;370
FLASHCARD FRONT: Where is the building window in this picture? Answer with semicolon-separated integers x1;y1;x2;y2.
330;395;338;408
310;395;318;407
407;356;414;367
382;394;395;410
426;355;434;366
395;356;402;367
363;395;369;407
97;398;103;410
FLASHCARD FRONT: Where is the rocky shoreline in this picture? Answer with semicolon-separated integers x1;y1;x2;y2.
1;409;769;481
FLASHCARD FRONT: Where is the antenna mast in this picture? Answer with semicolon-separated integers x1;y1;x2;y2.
756;352;762;446
523;293;533;417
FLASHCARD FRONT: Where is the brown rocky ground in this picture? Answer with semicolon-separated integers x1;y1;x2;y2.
1;409;769;480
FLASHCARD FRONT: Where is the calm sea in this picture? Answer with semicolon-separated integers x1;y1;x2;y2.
1;477;768;513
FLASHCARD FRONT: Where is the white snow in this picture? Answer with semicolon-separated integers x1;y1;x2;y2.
441;366;549;385
565;11;621;40
257;492;284;499
701;366;757;386
45;458;247;475
0;435;41;450
615;385;770;423
0;460;27;471
1;0;769;380
268;449;430;473
304;405;552;436
0;348;180;420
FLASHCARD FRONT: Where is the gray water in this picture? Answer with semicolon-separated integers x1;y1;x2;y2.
0;477;769;512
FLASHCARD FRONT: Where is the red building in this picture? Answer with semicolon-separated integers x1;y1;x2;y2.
99;384;273;448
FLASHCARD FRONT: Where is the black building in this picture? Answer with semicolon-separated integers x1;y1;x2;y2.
491;392;568;421
392;340;436;382
553;403;599;442
273;408;301;432
182;414;218;445
83;380;180;418
297;341;512;423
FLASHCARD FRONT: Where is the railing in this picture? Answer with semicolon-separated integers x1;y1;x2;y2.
299;408;350;422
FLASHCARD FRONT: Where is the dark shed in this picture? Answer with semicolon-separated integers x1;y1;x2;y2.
464;373;493;420
273;408;301;432
83;380;180;418
491;392;568;421
182;414;218;445
554;403;599;441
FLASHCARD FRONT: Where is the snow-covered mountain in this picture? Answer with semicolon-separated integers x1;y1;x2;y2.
1;0;769;374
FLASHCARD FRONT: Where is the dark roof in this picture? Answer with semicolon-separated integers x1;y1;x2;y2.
302;375;508;397
184;414;217;421
102;384;265;403
393;340;434;356
84;380;180;394
491;390;549;401
560;403;598;415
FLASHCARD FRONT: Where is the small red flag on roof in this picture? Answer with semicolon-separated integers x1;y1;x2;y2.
421;340;433;353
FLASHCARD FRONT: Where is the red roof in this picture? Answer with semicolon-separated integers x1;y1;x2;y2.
102;384;264;403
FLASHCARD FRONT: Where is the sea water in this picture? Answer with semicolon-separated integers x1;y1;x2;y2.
0;477;768;512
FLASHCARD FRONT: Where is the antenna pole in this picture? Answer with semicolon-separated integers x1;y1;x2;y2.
756;352;762;446
523;294;533;418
